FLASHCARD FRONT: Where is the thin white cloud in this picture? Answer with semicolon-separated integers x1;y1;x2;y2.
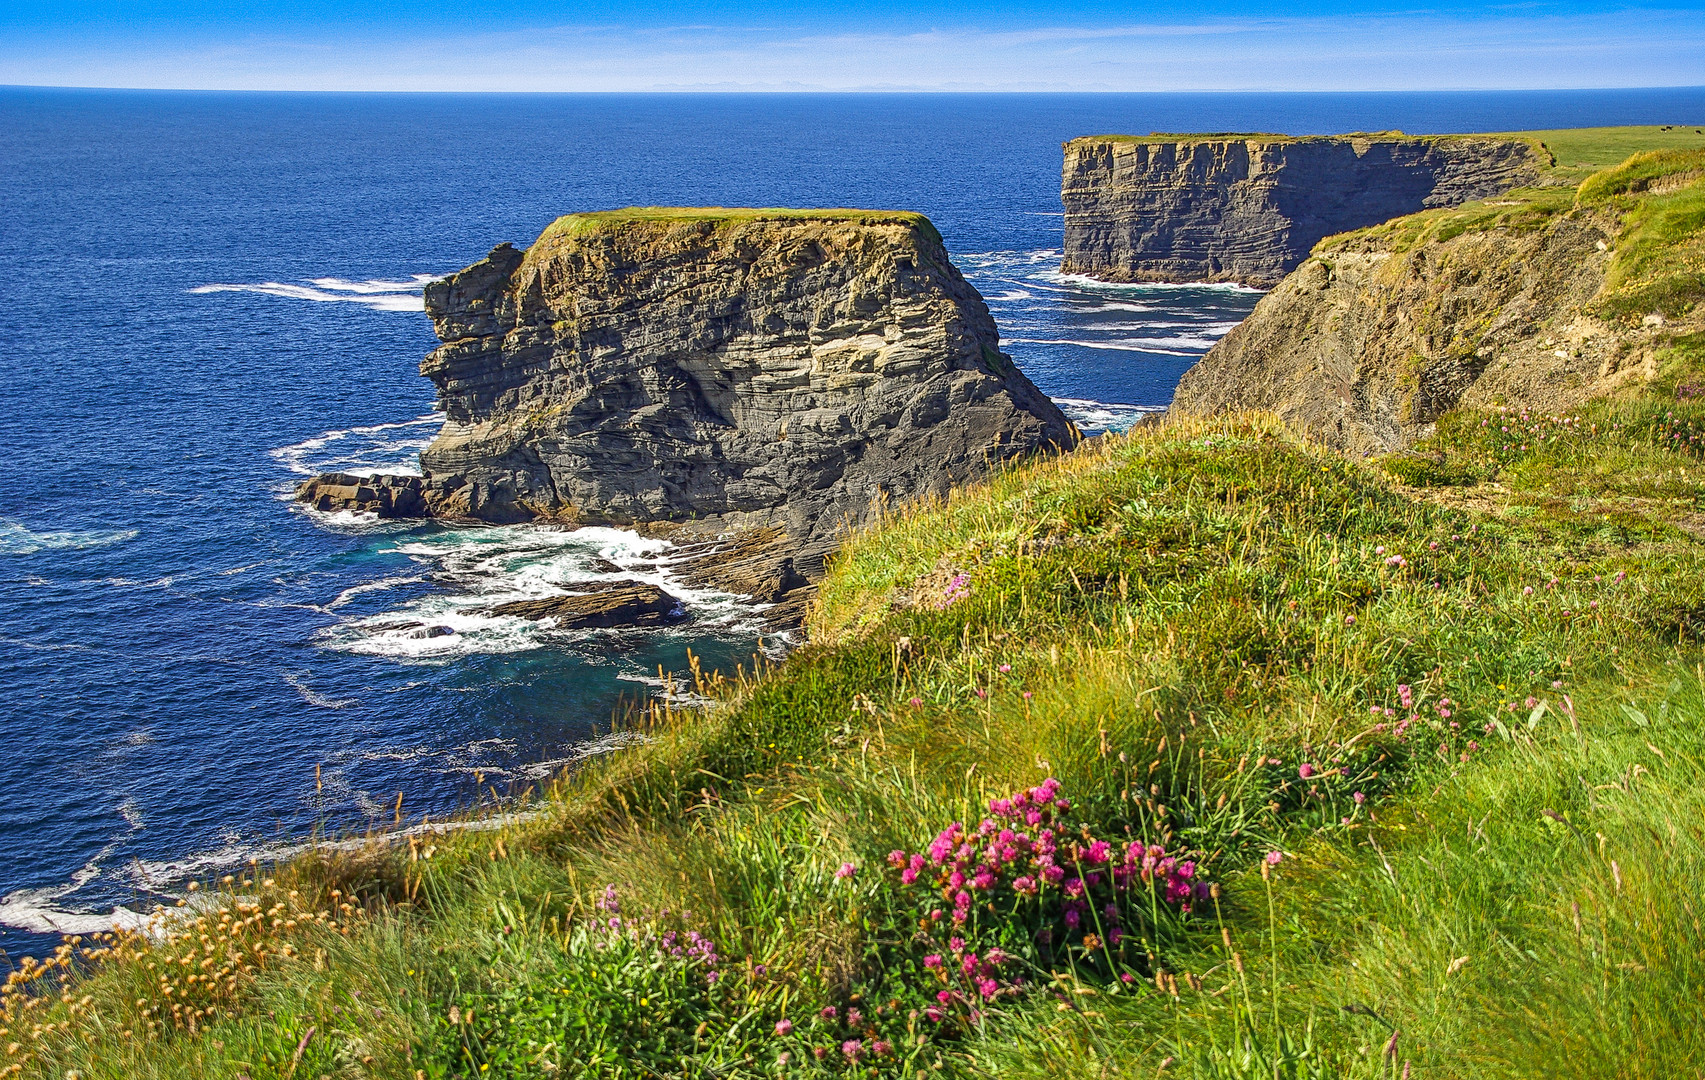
2;10;1702;91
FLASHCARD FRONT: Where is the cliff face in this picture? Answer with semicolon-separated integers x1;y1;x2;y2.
299;209;1075;563
1168;187;1694;454
1061;135;1546;288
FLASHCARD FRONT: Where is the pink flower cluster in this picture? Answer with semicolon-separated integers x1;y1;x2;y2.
589;885;721;983
935;573;971;609
888;779;1213;1005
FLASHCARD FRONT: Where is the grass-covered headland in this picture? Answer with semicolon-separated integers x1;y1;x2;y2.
10;146;1705;1079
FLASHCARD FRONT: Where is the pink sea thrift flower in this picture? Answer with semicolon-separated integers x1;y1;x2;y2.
835;862;857;880
774;1018;794;1036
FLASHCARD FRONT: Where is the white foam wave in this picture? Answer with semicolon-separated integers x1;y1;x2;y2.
327;575;426;610
282;670;358;710
0;521;138;556
320;524;760;661
0;838;151;936
1036;270;1265;294
271;413;443;478
1007;337;1202;356
190;273;441;313
1053;398;1164;435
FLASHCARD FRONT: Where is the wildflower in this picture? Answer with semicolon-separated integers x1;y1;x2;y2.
777;1052;791;1066
909;697;923;708
887;850;907;868
834;862;857;881
1614;570;1627;583
821;1006;838;1020
998;664;1011;673
974;688;988;700
1298;763;1315;779
1523;586;1534;595
1345;614;1356;626
841;1040;864;1063
1353;791;1366;805
923;954;943;969
846;1009;863;1027
1398;684;1413;709
774;1018;794;1036
873;1039;893;1056
1265;851;1283;866
1022;691;1033;700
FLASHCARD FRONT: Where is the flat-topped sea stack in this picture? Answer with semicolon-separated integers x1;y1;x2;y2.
298;208;1076;608
1061;133;1547;287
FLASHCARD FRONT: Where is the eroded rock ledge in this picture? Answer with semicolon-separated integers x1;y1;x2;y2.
1061;133;1547;288
298;208;1077;628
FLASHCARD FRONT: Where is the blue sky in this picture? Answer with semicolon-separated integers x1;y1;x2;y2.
3;0;1703;91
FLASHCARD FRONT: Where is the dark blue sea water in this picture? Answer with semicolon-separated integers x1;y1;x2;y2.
3;87;1702;960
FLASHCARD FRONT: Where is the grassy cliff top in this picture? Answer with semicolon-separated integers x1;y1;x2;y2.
1064;130;1534;149
533;206;943;247
1493;124;1705;179
1065;126;1705;178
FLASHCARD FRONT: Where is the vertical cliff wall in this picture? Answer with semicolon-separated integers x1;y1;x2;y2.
1061;134;1547;288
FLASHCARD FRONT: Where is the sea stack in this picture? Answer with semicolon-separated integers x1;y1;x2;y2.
298;208;1076;592
1061;133;1547;287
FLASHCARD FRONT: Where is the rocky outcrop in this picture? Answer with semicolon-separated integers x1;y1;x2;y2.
1061;134;1547;287
1169;198;1689;454
298;210;1076;608
488;583;686;628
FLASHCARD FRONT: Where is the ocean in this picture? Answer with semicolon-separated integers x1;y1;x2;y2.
3;86;1702;960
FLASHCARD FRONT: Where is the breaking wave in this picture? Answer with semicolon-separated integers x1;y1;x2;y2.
270;413;443;478
190;274;443;313
0;520;138;556
320;524;763;661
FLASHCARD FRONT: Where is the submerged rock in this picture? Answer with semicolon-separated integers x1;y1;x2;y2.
488;583;686;628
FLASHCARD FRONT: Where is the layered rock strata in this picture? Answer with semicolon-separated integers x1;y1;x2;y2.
1061;134;1547;287
298;209;1076;624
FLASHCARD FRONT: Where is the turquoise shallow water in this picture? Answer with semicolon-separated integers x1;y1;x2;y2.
2;87;1701;960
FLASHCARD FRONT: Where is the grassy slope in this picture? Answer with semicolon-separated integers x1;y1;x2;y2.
8;139;1705;1080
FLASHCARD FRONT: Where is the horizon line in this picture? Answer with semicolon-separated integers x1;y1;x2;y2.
6;83;1705;95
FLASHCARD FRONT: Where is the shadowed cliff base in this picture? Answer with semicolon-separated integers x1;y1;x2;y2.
297;208;1078;627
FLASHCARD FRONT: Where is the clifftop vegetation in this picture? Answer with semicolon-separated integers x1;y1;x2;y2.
8;133;1705;1080
535;208;944;246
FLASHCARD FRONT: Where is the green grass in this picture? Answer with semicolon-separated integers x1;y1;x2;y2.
533;207;943;246
12;409;1705;1079
1506;125;1705;180
1578;151;1705;320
